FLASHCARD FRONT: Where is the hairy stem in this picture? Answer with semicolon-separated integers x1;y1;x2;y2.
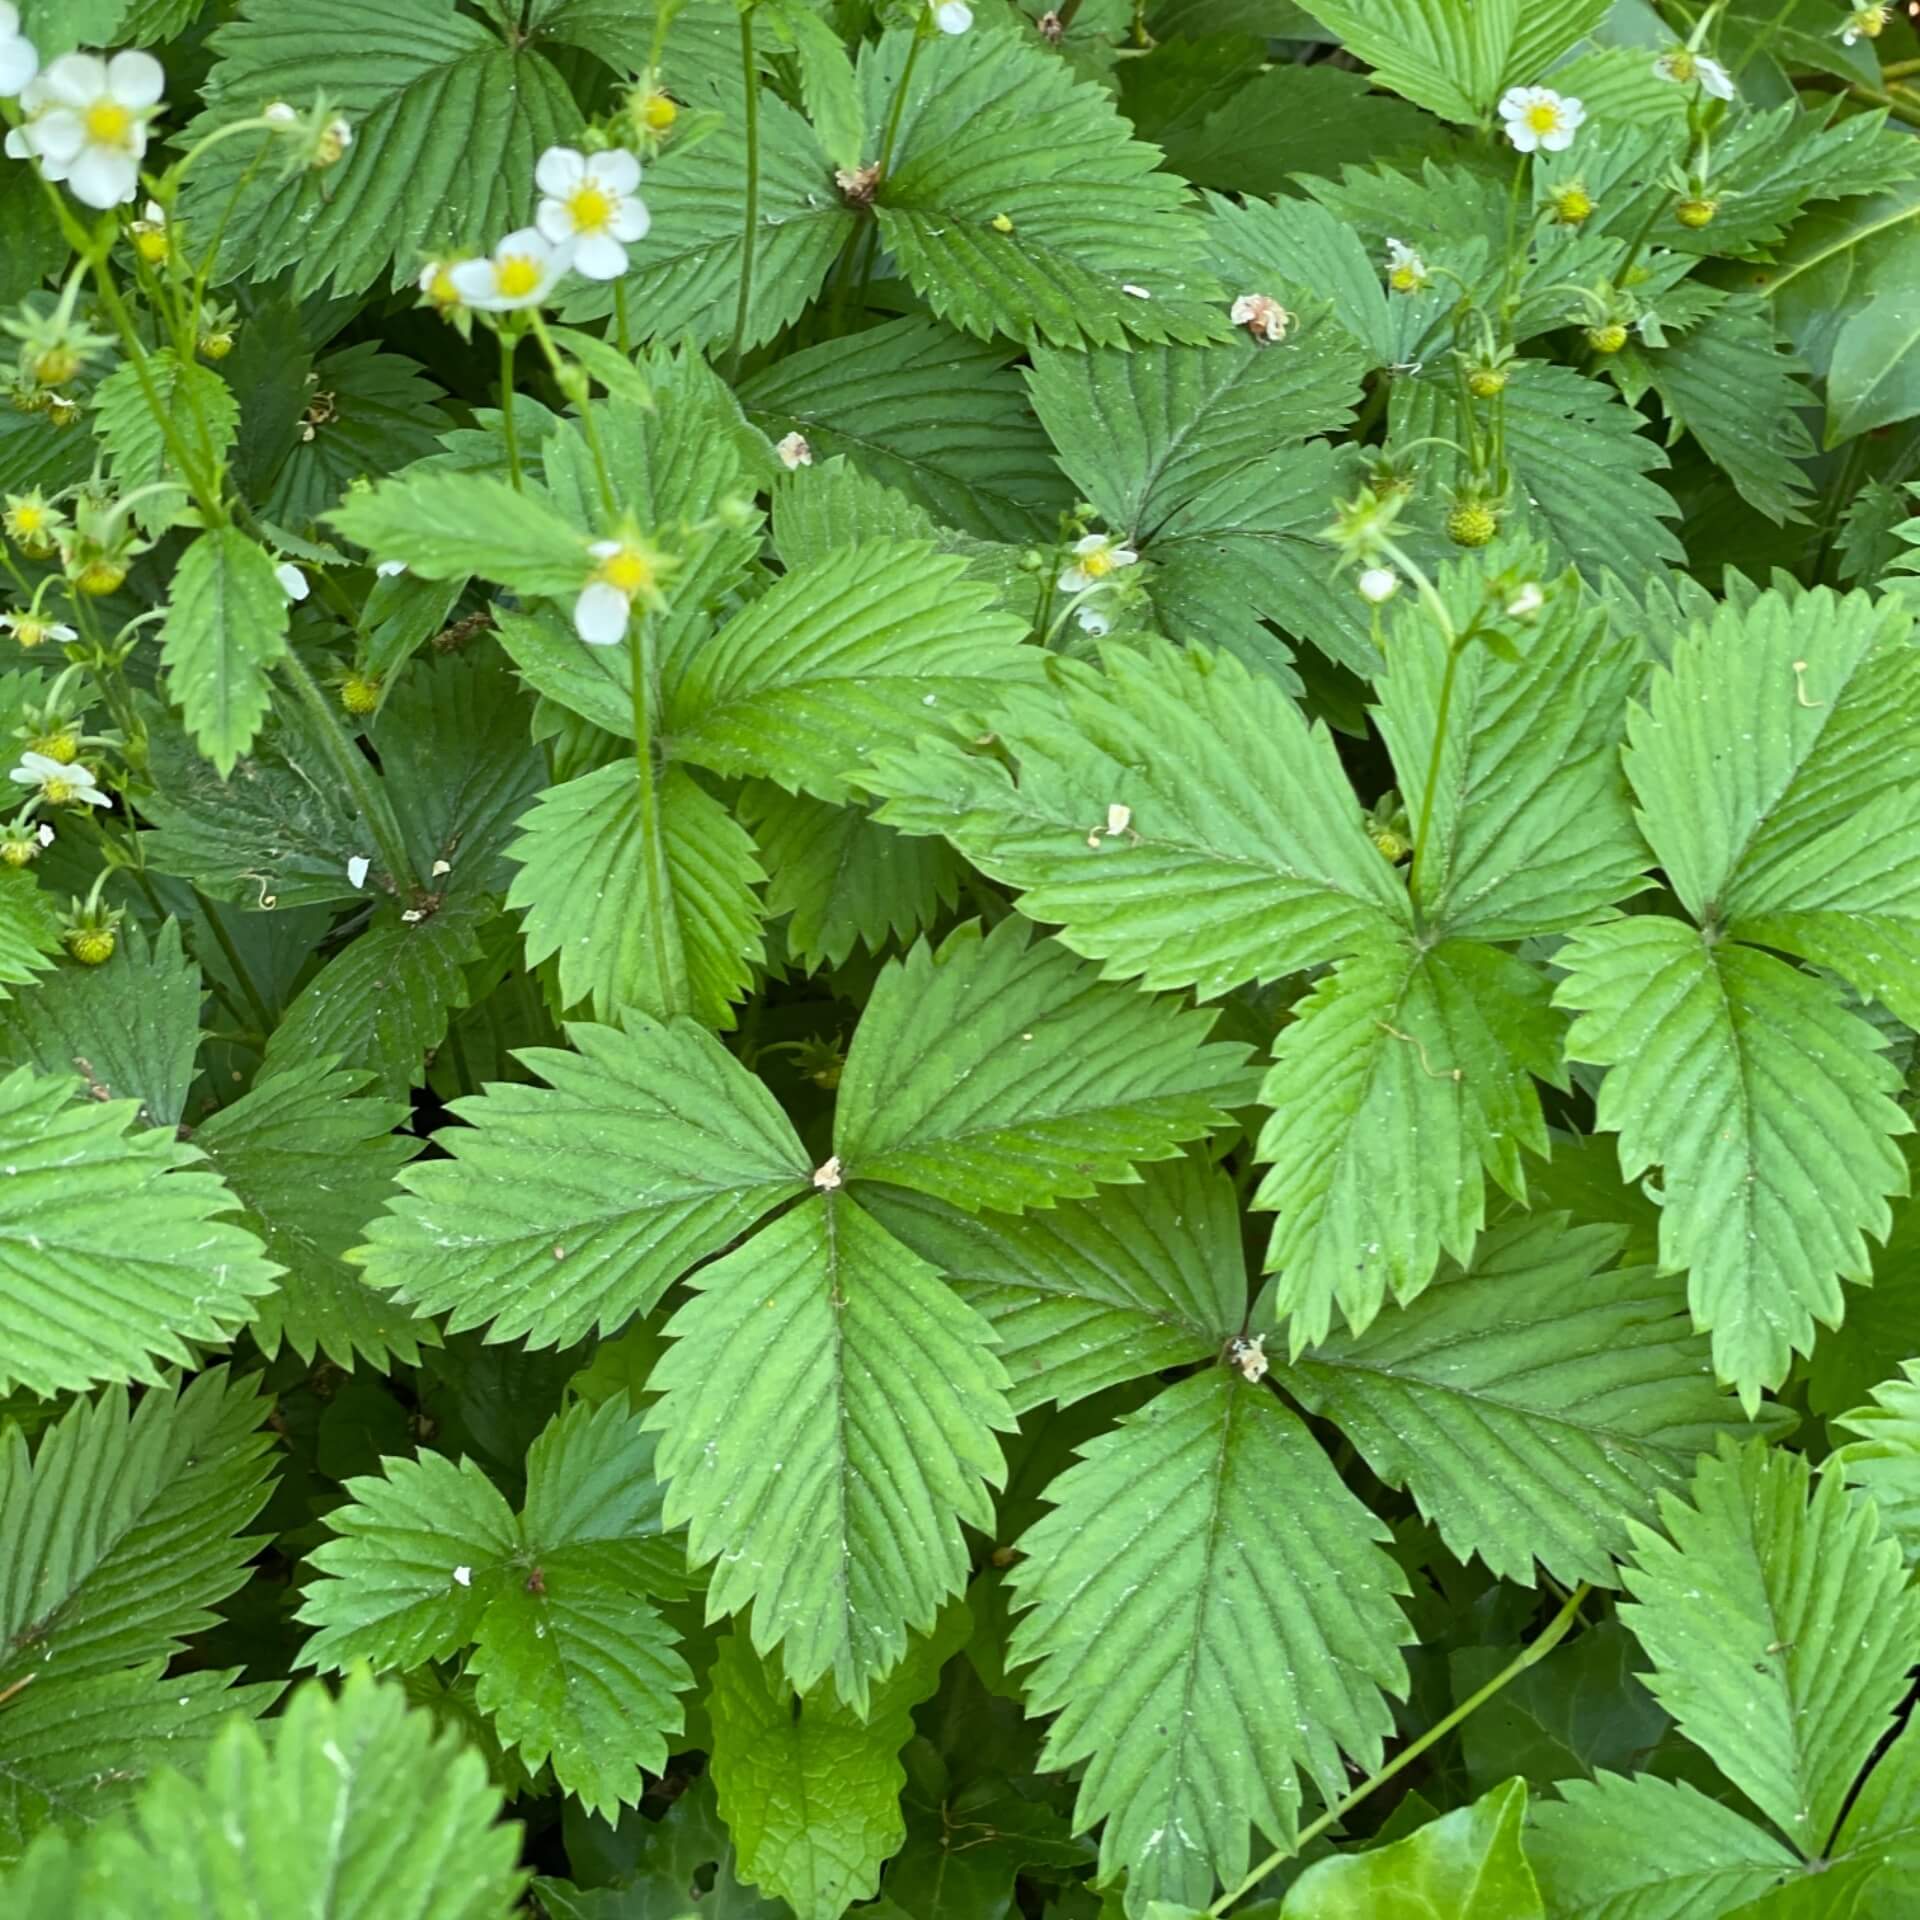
499;328;524;491
727;6;762;374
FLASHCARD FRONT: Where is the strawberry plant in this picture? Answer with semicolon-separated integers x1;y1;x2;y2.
3;0;1920;1915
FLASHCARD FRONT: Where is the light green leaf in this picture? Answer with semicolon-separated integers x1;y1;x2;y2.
1622;1437;1920;1852
866;641;1409;999
1830;1360;1920;1565
194;1060;432;1372
357;1014;808;1348
868;27;1224;349
707;1623;957;1920
1373;563;1645;940
505;760;766;1027
0;1066;278;1399
0;1671;527;1919
0;919;200;1130
158;527;290;777
647;1193;1013;1710
835;917;1254;1213
91;351;238;532
862;1153;1245;1414
775;1;864;171
738;315;1071;543
741;784;966;972
184;0;576;298
1257;935;1560;1350
1285;1215;1769;1588
665;542;1038;806
1008;1369;1412;1913
327;468;589;594
1529;1771;1797;1920
1280;1779;1541;1919
0;871;61;1000
1557;916;1910;1406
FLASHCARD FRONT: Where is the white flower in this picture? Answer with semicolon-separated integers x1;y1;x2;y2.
376;559;408;578
934;0;973;30
452;1565;472;1588
1385;237;1429;294
1075;603;1113;636
12;50;165;208
263;100;297;128
1507;582;1545;620
0;4;38;97
10;751;108;807
34;821;52;847
1058;532;1137;594
775;431;812;470
1229;292;1290;343
1498;86;1586;155
574;536;662;646
447;227;574;312
347;854;370;889
1358;566;1400;605
534;146;648;282
0;611;75;646
274;562;308;601
1652;48;1735;100
1840;5;1889;44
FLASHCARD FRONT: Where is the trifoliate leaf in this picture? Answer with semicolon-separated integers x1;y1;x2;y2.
665;542;1038;806
506;760;766;1027
1256;935;1561;1349
0;1066;278;1398
91;351;237;533
184;0;576;298
835;917;1255;1213
867;27;1224;349
862;1153;1245;1413
1621;1438;1920;1852
327;468;589;595
1557;916;1910;1406
741;784;966;972
1007;1369;1412;1913
706;1621;959;1919
358;1013;807;1348
738;315;1072;542
0;1671;528;1919
865;642;1408;999
0;1369;274;1694
1281;1779;1541;1919
1283;1215;1769;1588
1829;1360;1920;1565
1373;563;1646;939
646;1193;1014;1710
0;919;200;1130
260;898;491;1103
1529;1771;1797;1920
194;1060;431;1372
157;528;291;777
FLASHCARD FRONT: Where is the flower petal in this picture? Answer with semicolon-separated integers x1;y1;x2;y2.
106;49;165;108
572;228;628;280
0;36;37;96
446;258;500;303
535;145;584;197
67;144;139;209
31;108;87;163
535;199;574;244
589;147;641;195
610;196;650;242
574;580;630;645
41;52;106;107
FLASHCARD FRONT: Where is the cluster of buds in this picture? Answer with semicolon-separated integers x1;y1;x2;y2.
1;278;112;415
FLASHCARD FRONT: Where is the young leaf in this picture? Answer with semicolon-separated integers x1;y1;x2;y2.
505;760;767;1027
834;917;1255;1213
1256;935;1561;1349
1283;1215;1769;1588
1828;1359;1920;1565
1621;1437;1920;1852
1557;914;1910;1406
92;351;237;530
862;1153;1245;1413
0;870;60;999
866;642;1409;999
664;542;1039;806
1007;1369;1412;1913
0;1066;279;1399
158;528;291;776
328;469;589;594
646;1193;1014;1711
358;1014;809;1348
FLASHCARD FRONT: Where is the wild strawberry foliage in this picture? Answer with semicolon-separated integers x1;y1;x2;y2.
4;0;1920;1914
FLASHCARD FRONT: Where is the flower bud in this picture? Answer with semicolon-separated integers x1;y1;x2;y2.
1445;501;1498;548
1586;321;1629;355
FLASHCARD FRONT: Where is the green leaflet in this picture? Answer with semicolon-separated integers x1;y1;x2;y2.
1830;1359;1920;1564
157;528;290;776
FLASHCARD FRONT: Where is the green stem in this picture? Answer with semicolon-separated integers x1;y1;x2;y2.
1208;1583;1592;1916
198;892;275;1031
627;610;680;1007
278;646;419;897
843;19;929;327
727;5;761;375
1376;537;1461;911
613;277;632;357
499;328;523;491
530;313;618;516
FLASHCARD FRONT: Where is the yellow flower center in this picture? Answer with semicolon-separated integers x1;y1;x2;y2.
495;253;543;300
29;733;78;765
12;618;47;647
1525;102;1561;135
641;92;677;132
11;505;43;535
568;183;615;232
598;543;655;597
1388;264;1421;292
427;264;461;308
42;775;74;805
85;100;134;147
1080;546;1115;580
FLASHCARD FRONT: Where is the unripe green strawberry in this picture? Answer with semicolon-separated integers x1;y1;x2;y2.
1466;365;1507;399
341;671;382;716
66;925;115;966
1675;197;1717;230
1587;322;1629;355
1445;501;1498;548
